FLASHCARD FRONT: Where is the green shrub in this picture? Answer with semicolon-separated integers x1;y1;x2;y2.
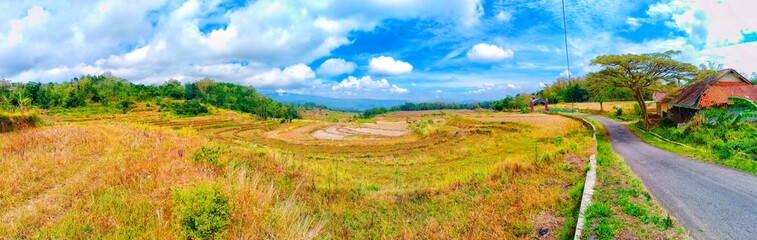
164;100;209;116
172;183;231;239
116;99;134;113
193;146;224;168
519;107;530;113
614;107;623;117
632;103;643;117
712;140;733;159
411;121;433;136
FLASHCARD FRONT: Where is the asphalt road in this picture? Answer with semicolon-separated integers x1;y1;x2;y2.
590;116;757;240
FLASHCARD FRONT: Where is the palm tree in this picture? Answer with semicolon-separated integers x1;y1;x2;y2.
726;97;757;125
1;94;15;112
15;90;31;112
11;85;31;112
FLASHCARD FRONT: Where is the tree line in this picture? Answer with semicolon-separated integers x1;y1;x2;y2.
360;101;495;118
0;74;300;121
492;51;738;131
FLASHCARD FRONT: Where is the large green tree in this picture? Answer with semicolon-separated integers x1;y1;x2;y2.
587;50;697;129
564;84;589;103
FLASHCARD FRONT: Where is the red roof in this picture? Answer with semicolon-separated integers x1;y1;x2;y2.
669;69;755;109
700;85;757;108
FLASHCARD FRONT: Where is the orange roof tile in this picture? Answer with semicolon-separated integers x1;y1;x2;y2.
699;85;757;108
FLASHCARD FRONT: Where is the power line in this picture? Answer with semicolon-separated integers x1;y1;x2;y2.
561;0;571;80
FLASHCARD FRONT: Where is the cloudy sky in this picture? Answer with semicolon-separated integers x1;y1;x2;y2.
1;0;755;101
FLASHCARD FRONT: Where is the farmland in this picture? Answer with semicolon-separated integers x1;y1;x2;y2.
1;105;594;239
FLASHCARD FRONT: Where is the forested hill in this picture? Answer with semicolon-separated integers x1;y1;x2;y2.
0;75;299;120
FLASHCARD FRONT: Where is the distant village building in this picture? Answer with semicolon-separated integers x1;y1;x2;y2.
659;69;757;123
653;92;670;118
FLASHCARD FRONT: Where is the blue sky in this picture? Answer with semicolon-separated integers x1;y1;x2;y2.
0;0;755;101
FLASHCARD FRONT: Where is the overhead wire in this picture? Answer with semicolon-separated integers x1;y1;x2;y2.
561;0;571;80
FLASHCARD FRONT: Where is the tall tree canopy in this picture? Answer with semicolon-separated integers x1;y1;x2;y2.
564;84;589;103
537;75;635;104
0;74;300;120
587;50;697;129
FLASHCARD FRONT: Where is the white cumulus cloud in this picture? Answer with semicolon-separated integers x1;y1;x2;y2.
245;64;316;88
332;75;408;94
626;17;641;30
317;58;356;76
467;43;514;62
495;11;513;22
646;3;673;19
332;76;389;90
369;56;413;76
390;84;409;93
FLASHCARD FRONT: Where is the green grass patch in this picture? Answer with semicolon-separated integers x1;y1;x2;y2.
46;104;122;120
355;118;375;124
580;117;684;240
209;123;242;129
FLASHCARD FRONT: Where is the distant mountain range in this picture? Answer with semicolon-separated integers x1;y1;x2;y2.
264;93;410;111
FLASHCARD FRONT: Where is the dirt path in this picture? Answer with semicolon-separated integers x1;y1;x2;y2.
591;116;757;240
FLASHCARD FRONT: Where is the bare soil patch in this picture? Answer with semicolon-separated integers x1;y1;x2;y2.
310;122;409;140
533;211;564;240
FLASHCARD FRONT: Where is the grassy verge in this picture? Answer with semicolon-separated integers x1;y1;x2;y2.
627;124;757;174
580;118;684;239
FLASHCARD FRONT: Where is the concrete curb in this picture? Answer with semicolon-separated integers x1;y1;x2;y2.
574;154;596;240
551;113;598;240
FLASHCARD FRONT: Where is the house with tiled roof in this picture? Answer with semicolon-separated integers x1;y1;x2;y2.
666;69;757;123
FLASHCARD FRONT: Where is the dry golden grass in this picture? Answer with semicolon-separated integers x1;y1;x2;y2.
470;112;582;136
0;124;210;238
0;124;323;239
1;107;595;239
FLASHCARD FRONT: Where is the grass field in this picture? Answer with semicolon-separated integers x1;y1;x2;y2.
1;106;595;239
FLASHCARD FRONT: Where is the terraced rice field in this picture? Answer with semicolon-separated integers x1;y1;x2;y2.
2;107;595;239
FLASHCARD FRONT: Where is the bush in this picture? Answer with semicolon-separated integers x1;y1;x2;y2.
116;99;134;113
632;103;643;117
172;183;231;239
361;107;390;118
411;121;433;136
165;100;209;116
614;107;623;117
193;146;224;168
